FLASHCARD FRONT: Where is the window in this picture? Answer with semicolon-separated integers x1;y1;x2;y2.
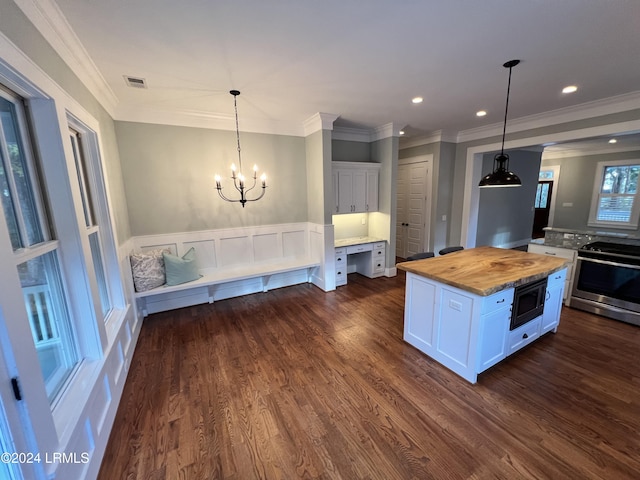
538;170;554;181
588;160;640;228
0;88;80;401
69;127;112;318
534;182;551;209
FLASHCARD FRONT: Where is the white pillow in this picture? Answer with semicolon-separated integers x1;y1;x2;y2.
130;249;169;292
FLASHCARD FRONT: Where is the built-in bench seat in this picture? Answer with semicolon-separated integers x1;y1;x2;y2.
130;223;326;317
134;256;320;317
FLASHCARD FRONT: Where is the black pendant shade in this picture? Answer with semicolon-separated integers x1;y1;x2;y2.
479;153;522;187
479;59;522;188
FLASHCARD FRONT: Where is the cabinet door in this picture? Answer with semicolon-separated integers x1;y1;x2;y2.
337;170;353;213
403;274;437;353
366;169;379;212
478;308;510;373
352;170;367;212
542;269;565;334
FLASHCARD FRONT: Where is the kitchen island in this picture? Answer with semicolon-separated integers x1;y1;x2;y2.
397;246;568;383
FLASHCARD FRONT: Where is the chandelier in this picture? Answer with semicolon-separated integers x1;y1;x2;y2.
215;90;267;207
479;59;522;188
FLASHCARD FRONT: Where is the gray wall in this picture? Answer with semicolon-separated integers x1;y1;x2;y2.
475;150;542;247
332;139;371;162
542;149;640;234
305;129;333;225
0;0;131;244
115;121;308;235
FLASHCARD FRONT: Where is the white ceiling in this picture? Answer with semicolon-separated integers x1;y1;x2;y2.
41;0;640;141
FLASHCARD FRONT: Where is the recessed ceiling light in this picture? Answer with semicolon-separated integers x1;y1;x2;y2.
609;138;618;144
412;96;423;104
476;110;487;117
562;85;577;94
399;130;405;135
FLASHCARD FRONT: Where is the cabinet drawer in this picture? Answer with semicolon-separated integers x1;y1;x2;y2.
335;247;346;255
374;242;385;249
373;260;385;273
480;288;514;315
335;254;346;266
347;243;373;254
508;317;541;354
528;244;576;260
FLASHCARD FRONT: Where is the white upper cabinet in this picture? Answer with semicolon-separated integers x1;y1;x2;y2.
332;162;380;214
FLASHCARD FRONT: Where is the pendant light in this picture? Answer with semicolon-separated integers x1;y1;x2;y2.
479;59;522;188
215;90;267;207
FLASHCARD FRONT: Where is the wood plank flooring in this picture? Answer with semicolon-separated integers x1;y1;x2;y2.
98;272;640;479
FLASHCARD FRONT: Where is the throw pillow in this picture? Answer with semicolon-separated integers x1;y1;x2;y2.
130;249;169;292
163;247;200;286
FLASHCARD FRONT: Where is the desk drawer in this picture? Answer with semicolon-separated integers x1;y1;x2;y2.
347;243;373;254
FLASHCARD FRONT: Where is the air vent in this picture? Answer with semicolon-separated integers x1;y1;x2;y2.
123;75;147;89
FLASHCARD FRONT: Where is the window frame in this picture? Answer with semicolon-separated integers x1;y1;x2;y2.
0;87;85;404
588;159;640;229
67;120;120;322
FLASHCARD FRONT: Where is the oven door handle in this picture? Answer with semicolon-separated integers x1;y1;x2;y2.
577;256;640;271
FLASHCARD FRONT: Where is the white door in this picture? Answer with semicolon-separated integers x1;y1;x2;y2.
396;164;409;258
396;158;431;259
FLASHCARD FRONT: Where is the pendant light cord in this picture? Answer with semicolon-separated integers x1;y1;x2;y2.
500;65;513;157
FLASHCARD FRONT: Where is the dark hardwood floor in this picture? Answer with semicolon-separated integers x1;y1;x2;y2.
98;272;640;479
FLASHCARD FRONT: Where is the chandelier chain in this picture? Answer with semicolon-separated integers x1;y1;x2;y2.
233;93;243;171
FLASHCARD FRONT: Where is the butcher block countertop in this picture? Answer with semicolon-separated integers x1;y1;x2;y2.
396;246;569;296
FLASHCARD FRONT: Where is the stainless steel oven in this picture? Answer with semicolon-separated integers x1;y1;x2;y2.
571;241;640;326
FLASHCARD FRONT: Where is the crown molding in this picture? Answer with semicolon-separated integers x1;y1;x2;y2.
302;112;339;136
399;130;458;149
14;0;119;116
331;123;403;142
457;90;640;144
371;123;402;141
332;126;371;142
542;144;640;160
115;104;307;136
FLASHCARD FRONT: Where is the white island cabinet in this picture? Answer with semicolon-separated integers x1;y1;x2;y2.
399;247;568;384
404;273;515;383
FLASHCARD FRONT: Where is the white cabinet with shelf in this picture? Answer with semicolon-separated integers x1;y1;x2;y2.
332;162;380;214
528;244;575;305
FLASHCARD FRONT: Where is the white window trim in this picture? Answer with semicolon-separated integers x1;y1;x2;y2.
66;113;126;325
587;159;640;229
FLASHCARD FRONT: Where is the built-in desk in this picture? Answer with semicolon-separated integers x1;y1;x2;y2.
335;237;386;286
